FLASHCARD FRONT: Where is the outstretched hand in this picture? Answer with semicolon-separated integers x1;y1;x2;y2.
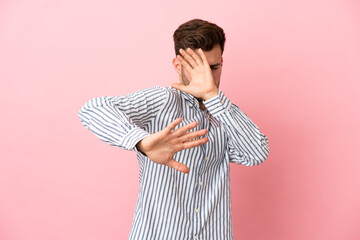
172;48;219;101
136;118;208;174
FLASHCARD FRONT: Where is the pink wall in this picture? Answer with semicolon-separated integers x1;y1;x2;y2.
1;0;359;239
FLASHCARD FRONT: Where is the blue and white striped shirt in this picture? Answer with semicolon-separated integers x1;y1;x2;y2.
78;86;270;240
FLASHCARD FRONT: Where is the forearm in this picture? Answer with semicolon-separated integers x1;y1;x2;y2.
78;86;167;150
203;90;270;165
79;98;150;149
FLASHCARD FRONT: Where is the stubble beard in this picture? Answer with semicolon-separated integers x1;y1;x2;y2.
180;66;204;104
180;67;190;86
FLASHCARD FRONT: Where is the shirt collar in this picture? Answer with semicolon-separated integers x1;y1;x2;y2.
171;87;200;109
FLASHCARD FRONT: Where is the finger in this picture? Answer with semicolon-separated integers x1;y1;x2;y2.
183;137;209;149
187;48;203;65
198;48;209;65
180;48;198;69
164;117;182;133
171;121;198;137
180;129;208;142
176;54;193;73
167;159;190;174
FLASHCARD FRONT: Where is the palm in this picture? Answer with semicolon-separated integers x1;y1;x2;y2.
136;118;208;174
141;131;178;165
186;66;216;98
172;48;218;100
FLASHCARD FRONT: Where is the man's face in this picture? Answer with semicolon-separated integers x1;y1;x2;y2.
175;44;223;89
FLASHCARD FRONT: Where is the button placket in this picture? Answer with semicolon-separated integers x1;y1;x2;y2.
193;180;202;239
193;176;200;239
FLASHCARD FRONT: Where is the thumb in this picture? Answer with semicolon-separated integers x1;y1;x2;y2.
171;83;188;93
167;159;190;174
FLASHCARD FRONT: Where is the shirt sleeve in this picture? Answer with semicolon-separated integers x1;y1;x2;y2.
78;86;169;151
203;90;270;166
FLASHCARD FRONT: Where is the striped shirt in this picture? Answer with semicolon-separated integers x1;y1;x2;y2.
78;86;270;240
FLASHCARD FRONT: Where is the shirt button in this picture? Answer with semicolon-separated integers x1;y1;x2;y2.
194;235;198;239
205;156;209;161
216;104;220;108
195;208;199;213
199;181;203;186
187;102;192;107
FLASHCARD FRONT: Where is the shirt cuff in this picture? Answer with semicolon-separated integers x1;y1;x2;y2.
120;127;150;151
203;90;231;117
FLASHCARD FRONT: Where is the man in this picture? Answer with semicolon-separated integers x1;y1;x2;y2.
78;18;270;240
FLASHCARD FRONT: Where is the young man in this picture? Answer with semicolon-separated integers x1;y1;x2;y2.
78;19;270;240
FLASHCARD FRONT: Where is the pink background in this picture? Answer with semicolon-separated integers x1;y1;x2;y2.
1;0;360;239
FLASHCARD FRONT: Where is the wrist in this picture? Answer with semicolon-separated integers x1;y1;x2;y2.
136;139;148;156
202;88;219;101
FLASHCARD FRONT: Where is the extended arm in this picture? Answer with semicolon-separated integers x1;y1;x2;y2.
78;86;209;174
78;86;168;150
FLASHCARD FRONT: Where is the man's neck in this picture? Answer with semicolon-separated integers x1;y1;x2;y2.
197;98;206;110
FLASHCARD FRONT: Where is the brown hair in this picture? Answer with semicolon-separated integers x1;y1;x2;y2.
173;19;226;56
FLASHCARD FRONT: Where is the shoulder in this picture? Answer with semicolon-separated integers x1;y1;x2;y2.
141;85;182;100
123;86;184;107
126;85;168;96
119;85;171;102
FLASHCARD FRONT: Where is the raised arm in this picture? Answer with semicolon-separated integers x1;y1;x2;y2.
171;47;269;166
203;91;270;166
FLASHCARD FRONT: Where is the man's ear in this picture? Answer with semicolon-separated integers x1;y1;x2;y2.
172;57;181;75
